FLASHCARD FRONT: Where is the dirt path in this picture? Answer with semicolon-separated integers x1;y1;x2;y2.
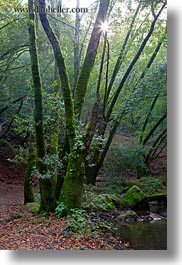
0;144;25;219
0;181;23;206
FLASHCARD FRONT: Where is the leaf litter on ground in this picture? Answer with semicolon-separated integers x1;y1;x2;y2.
0;205;126;250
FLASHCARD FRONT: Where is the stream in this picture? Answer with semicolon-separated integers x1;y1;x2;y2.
116;219;167;250
115;203;167;250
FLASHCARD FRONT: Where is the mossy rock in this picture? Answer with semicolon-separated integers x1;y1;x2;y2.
25;202;40;214
110;194;123;208
120;185;149;210
116;210;138;223
147;193;167;203
82;192;122;211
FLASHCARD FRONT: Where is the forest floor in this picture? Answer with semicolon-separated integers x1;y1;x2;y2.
0;136;167;250
0;143;125;250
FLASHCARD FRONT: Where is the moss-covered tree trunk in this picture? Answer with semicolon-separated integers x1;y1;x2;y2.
28;0;55;212
60;146;85;211
24;141;35;204
39;0;85;212
74;0;110;117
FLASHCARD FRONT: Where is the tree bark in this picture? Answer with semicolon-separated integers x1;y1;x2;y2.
143;112;167;146
39;0;85;212
74;0;110;117
140;94;159;143
24;140;35;204
28;0;55;212
73;0;81;91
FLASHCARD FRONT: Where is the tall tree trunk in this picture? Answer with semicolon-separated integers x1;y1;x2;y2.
74;0;110;117
24;139;35;204
84;32;108;184
73;0;81;92
28;0;55;212
39;0;85;212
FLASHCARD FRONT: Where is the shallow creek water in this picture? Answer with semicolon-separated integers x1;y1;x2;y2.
115;203;167;250
116;219;167;250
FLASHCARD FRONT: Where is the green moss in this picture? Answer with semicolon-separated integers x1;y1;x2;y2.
120;185;146;209
25;202;40;214
74;53;95;116
147;193;167;202
29;0;57;213
39;178;56;213
24;150;35;204
117;210;138;222
60;151;85;213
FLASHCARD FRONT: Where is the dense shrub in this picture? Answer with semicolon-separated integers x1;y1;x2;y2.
100;142;147;180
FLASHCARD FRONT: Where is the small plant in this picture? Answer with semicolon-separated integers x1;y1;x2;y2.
72;134;85;153
32;153;62;180
65;209;87;232
8;146;29;165
55;202;67;218
56;202;87;233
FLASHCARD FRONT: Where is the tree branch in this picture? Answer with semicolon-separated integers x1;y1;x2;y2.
143;112;167;146
106;2;166;121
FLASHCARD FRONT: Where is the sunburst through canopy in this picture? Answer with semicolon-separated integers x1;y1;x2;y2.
99;20;109;34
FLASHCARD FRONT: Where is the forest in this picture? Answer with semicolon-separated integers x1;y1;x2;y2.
0;0;167;250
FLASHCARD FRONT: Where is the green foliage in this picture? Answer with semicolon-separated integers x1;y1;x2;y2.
56;201;112;237
55;202;67;219
90;135;106;151
82;190;122;212
65;209;87;232
32;154;62;180
56;202;86;232
72;134;85;153
101;142;147;179
137;176;166;195
8;145;29;165
84;182;124;195
42;90;64;146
